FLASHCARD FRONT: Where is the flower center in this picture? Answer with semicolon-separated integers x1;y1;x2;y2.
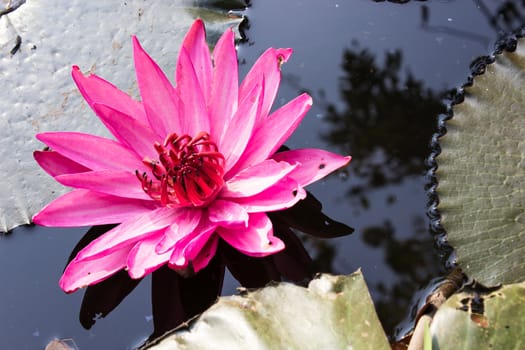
137;131;225;207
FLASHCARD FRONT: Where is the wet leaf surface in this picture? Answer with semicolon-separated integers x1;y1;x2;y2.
436;37;525;286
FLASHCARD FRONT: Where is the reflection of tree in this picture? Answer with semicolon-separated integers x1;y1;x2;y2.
465;1;525;34
378;0;525;35
321;46;445;197
319;45;447;335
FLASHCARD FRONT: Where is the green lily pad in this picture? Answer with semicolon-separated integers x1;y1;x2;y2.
144;271;390;350
430;281;525;349
0;0;244;232
436;38;525;286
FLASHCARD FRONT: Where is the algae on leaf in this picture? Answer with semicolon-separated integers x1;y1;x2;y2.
144;271;390;350
436;37;525;286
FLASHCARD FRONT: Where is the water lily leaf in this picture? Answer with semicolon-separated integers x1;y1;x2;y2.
430;281;525;349
0;0;244;232
436;38;525;285
143;271;390;350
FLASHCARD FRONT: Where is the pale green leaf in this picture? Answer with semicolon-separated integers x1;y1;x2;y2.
431;282;525;349
436;38;525;285
144;271;390;350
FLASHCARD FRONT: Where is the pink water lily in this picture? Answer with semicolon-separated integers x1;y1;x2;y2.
33;19;351;293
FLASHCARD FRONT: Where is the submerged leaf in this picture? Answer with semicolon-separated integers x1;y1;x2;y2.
0;0;244;232
436;37;525;286
430;281;525;349
143;271;390;350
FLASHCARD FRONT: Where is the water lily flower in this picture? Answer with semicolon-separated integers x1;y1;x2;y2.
33;19;351;293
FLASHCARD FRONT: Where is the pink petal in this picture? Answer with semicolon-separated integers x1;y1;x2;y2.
76;207;178;261
59;244;133;293
209;28;238;142
272;149;351;187
168;217;217;268
34;150;90;177
126;228;171;279
217;213;285;257
72;66;148;125
227;93;312;177
219;82;262;172
170;234;219;274
36;132;144;172
55;170;152;200
176;47;210;136
177;19;213;103
92;103;159;159
207;199;248;227
239;48;293;125
155;208;202;254
227;177;306;213
132;36;182;138
33;189;157;227
222;159;297;198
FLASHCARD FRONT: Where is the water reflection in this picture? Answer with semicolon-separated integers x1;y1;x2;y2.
312;1;525;333
64;192;353;344
361;218;442;335
472;0;525;33
317;43;447;334
320;45;445;199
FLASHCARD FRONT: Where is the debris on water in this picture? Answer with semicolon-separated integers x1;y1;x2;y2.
44;338;79;350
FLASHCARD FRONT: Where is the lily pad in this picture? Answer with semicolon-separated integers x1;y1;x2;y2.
0;0;244;232
436;37;525;285
143;271;390;350
430;281;525;349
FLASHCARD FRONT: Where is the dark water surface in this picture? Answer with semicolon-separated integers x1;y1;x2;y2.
1;1;524;349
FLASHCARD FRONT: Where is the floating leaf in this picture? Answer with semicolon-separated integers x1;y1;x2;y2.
0;0;244;232
436;37;525;285
430;281;525;349
143;271;390;350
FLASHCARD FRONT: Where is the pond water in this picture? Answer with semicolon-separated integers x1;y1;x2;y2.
1;0;524;349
